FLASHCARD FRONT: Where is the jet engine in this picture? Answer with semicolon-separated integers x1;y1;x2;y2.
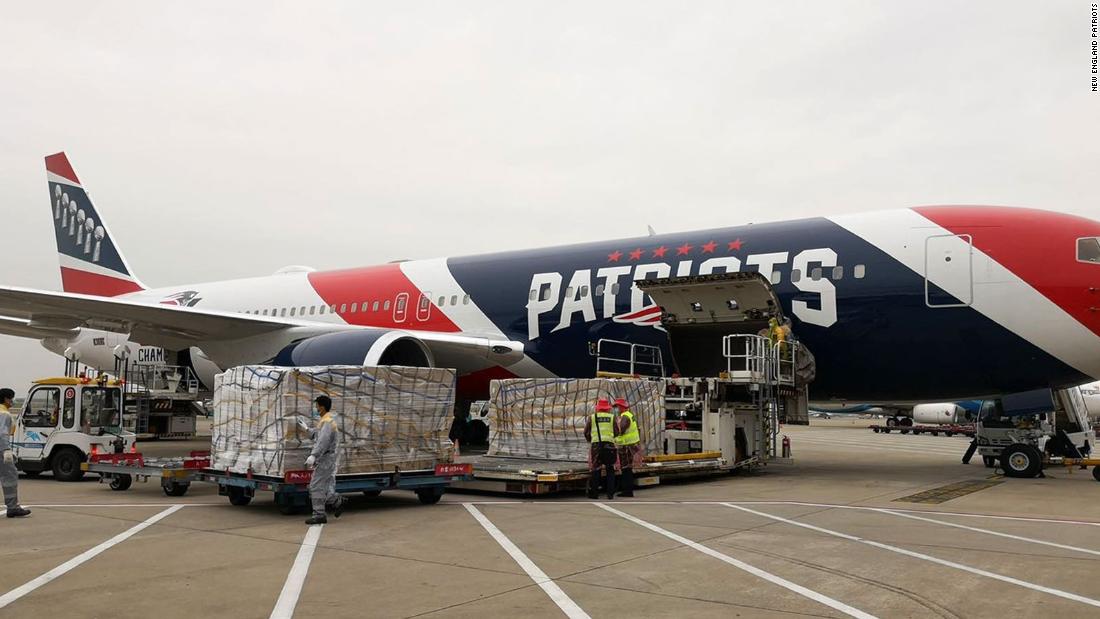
271;330;434;368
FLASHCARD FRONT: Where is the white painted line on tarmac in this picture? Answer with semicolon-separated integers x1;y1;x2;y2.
464;504;590;619
722;503;1100;609
595;503;877;619
795;438;962;455
269;524;324;619
24;503;221;508
0;504;184;609
870;508;1100;557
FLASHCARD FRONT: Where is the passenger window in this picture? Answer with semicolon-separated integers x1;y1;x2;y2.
290;307;296;316
383;300;391;311
23;388;60;428
565;287;574;298
309;306;316;315
462;294;470;305
439;296;447;306
340;303;347;313
361;301;368;311
791;269;801;283
595;284;605;296
281;308;287;317
611;283;620;295
540;286;552;302
833;266;844;280
810;267;822;281
1078;237;1100;263
319;305;326;315
771;271;782;284
349;303;357;313
854;264;866;279
579;286;589;298
373;301;380;311
262;309;269;316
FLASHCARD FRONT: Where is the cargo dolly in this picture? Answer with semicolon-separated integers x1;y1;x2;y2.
870;423;975;437
83;453;474;514
81;450;209;495
197;463;473;514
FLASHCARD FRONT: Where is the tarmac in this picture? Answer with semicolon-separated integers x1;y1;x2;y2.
3;419;1100;618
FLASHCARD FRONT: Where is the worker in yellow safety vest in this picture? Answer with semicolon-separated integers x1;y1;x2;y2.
613;398;641;497
584;398;618;500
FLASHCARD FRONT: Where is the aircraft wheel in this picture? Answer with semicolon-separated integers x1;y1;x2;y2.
1001;444;1043;479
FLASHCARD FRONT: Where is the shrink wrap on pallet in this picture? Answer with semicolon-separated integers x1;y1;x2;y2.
211;365;456;476
487;378;664;461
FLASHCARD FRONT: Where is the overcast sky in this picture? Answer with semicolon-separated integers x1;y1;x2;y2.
0;2;1096;393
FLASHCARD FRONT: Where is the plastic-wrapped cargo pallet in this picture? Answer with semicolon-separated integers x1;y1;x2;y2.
211;365;456;477
487;378;663;461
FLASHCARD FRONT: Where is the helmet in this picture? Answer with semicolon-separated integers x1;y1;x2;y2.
613;398;628;409
595;398;611;412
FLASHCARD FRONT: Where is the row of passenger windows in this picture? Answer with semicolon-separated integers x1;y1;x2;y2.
237;291;473;318
528;265;869;301
241;300;392;317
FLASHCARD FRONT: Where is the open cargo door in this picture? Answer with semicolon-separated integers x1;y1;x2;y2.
637;272;786;378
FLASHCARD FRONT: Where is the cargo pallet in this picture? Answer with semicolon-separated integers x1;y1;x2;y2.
869;423;974;437
453;452;759;495
83;452;473;514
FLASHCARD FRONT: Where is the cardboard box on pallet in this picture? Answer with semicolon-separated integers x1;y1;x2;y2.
487;378;664;461
211;365;457;477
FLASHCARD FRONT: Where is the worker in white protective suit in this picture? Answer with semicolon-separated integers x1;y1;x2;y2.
304;395;345;525
1;388;31;518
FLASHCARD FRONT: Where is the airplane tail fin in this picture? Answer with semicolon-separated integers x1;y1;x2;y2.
45;152;145;296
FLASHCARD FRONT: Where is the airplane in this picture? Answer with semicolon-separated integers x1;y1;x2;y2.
0;152;1098;411
809;401;982;425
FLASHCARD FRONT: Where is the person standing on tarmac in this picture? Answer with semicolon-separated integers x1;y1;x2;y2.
613;398;641;497
584;398;618;500
1;388;31;518
305;395;346;526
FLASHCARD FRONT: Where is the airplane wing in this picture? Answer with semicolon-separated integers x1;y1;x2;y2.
0;285;525;368
0;315;78;340
0;285;290;349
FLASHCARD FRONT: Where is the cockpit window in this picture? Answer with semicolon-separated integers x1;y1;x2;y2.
1078;237;1100;264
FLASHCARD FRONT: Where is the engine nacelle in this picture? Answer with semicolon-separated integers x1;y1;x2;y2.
272;330;435;368
911;403;966;425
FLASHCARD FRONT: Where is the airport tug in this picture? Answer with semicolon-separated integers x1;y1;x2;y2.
11;376;137;482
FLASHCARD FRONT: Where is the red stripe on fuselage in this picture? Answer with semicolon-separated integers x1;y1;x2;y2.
915;206;1100;337
60;267;143;297
307;264;461;332
456;365;519;402
45;153;80;184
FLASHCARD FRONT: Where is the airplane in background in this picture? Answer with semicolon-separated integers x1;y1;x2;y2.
1;152;1099;408
810;401;982;425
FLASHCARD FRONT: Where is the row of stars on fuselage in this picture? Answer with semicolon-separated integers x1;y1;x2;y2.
608;239;743;262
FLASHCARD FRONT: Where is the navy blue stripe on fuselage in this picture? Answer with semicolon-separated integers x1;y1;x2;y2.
446;216;1088;401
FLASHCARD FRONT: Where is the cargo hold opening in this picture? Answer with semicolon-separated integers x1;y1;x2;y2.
637;272;802;378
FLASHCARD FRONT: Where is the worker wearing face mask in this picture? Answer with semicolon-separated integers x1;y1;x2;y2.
304;395;345;525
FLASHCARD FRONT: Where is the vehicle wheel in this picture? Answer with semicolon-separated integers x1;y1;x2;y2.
109;474;133;491
872;428;880;433
1001;444;1043;479
900;417;914;427
1093;466;1100;482
416;488;443;505
883;428;892;433
51;448;85;482
945;431;955;437
930;431;939;437
227;486;252;506
886;418;898;428
163;483;189;497
363;490;382;498
983;456;997;468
